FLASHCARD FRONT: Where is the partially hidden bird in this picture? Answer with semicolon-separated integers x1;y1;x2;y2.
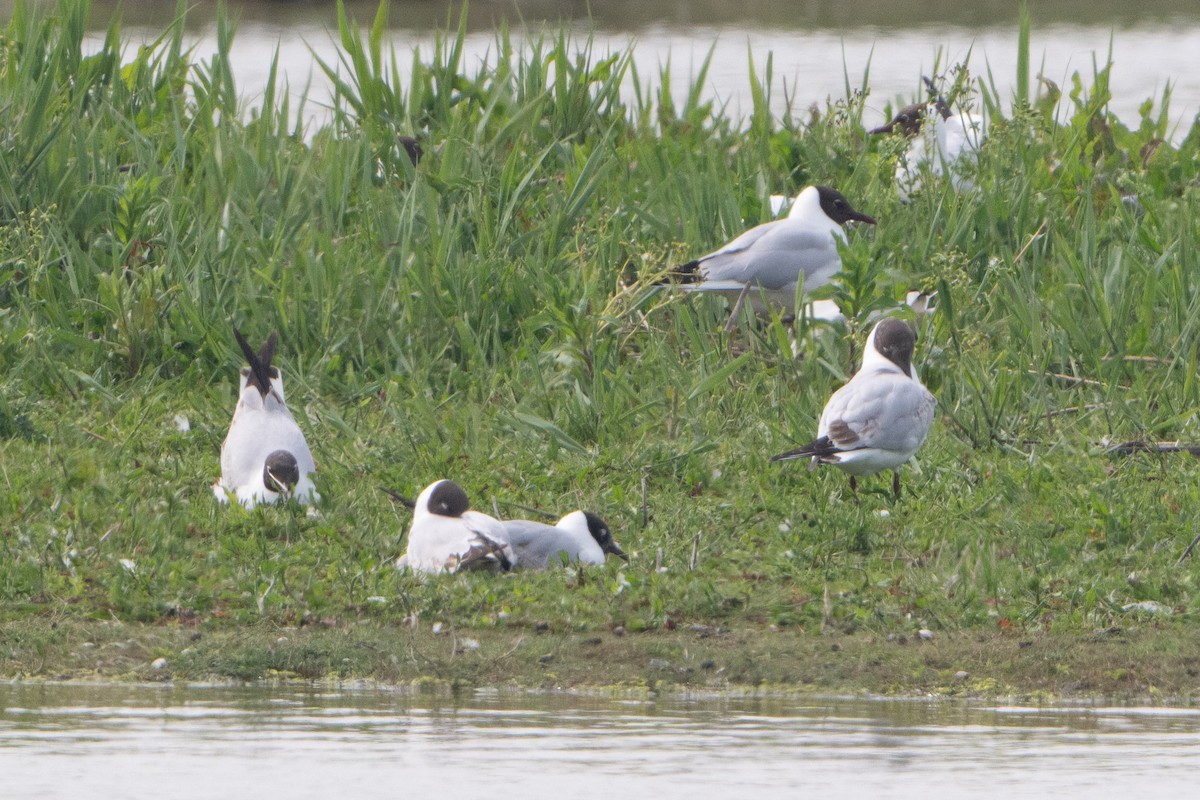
870;79;984;200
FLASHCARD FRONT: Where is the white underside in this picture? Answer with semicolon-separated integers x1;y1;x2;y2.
215;382;318;509
400;509;514;574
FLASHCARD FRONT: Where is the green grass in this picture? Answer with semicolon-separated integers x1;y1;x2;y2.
2;0;1200;695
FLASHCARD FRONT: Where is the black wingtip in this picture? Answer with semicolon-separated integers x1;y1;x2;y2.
258;332;278;368
233;325;276;397
771;436;838;463
380;486;417;509
501;500;557;521
674;260;703;284
653;259;704;286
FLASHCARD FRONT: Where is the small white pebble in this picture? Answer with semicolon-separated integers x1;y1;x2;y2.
460;638;481;651
276;637;288;644
954;670;970;681
656;567;669;574
118;558;137;574
305;507;321;519
778;520;791;533
151;657;168;670
497;611;511;620
918;629;934;641
432;622;445;635
173;415;190;433
877;509;891;518
711;468;723;481
366;596;387;605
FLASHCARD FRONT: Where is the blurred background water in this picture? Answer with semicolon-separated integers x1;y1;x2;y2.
10;0;1196;135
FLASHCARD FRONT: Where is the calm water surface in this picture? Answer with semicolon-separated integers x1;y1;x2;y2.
2;683;1200;798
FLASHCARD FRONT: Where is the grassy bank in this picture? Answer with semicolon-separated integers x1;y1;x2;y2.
2;0;1200;697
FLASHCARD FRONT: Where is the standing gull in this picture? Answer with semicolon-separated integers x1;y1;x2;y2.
771;318;935;499
672;185;876;311
213;327;318;508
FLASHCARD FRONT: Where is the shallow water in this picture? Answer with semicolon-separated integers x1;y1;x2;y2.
3;683;1200;798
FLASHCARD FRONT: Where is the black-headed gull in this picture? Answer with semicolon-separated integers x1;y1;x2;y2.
213;327;318;508
397;479;515;574
673;185;876;311
871;84;984;200
771;317;936;499
500;511;627;569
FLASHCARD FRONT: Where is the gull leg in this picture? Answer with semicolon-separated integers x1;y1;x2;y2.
724;283;751;334
849;475;858;499
892;469;902;502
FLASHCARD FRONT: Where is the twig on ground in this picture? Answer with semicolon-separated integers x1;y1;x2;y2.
1177;532;1200;566
1104;440;1200;456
